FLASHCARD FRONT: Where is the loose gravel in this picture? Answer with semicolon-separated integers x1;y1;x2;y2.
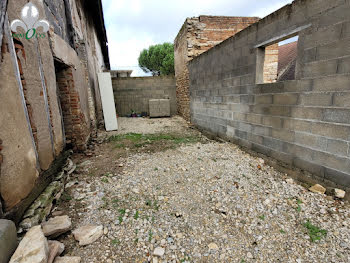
55;117;350;263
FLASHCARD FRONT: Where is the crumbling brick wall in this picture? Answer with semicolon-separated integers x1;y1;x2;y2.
188;0;350;189
174;16;260;121
56;66;89;152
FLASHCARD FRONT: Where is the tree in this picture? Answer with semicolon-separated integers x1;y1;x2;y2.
138;43;174;76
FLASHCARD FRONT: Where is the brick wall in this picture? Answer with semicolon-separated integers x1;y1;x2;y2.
188;0;350;189
112;76;176;116
56;66;89;152
174;16;260;121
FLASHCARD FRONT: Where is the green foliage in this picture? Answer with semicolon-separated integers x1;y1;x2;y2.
303;220;327;242
138;43;175;76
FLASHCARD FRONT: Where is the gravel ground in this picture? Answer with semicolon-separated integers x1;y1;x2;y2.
55;117;350;263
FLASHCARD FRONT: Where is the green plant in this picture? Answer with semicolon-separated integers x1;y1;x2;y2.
138;43;174;76
148;230;153;242
134;210;139;220
111;239;120;246
303;220;327;242
280;229;286;234
61;192;72;201
101;178;109;183
258;215;265;220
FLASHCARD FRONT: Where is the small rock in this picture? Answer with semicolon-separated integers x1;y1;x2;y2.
104;227;108;235
72;225;103;246
247;252;253;259
0;220;17;263
286;178;294;184
309;184;326;194
51;211;64;217
208;242;219;250
334;188;345;199
42;216;72;238
132;188;140;194
54;257;81;263
48;241;65;263
153;247;165;257
106;259;112;263
10;225;49;263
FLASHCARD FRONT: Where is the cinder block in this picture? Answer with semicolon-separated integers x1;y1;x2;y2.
324;167;350;187
271;128;295;142
273;94;299;105
322;108;350;124
302;60;338;78
0;220;17;263
283;119;311;133
313;150;350;173
299;93;332;106
294;132;327;151
326;138;349;157
310;122;350;140
333;92;350;107
291;107;322;120
313;74;350;92
255;95;272;104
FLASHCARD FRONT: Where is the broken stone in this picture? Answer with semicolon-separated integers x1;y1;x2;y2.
334;188;346;199
309;184;326;194
54;257;81;263
0;220;17;263
42;215;72;238
285;178;294;184
72;225;103;246
153;247;165;257
208;242;219;250
48;241;65;263
10;225;49;263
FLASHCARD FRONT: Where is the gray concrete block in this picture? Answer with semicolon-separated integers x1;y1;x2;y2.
302;60;338;78
323;108;350;124
326;138;349;157
255;95;272;104
0;220;17;263
310;122;350;140
291;107;322;120
299;93;333;106
324;167;350;187
273;94;299;105
333;92;350;107
313;75;350;92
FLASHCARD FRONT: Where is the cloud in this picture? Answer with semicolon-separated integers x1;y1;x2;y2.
102;0;293;76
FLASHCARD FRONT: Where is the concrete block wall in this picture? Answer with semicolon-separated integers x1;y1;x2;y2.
112;76;177;116
188;0;350;189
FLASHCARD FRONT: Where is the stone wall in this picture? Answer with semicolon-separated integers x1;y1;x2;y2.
112;76;177;117
0;0;109;220
174;16;260;121
188;0;350;189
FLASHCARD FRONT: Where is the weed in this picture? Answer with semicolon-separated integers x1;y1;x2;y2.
180;255;191;262
118;216;123;224
280;229;286;234
101;178;109;183
119;208;126;216
134;210;139;220
258;215;265;220
61;192;72;201
154;167;158;171
303;220;327;242
148;230;153;242
145;199;152;206
111;239;120;246
151;216;155;223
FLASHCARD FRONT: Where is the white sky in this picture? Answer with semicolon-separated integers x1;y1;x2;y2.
101;0;293;76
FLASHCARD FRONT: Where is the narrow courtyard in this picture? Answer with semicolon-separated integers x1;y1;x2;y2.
53;117;349;263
